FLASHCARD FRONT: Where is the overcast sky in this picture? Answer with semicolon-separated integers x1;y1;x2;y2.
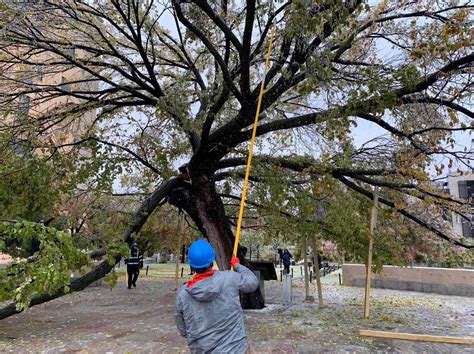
114;2;473;192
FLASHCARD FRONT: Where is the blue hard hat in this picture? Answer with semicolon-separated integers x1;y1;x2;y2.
188;240;215;268
131;242;138;247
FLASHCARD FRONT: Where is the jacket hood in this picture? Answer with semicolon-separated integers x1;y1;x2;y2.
185;273;222;302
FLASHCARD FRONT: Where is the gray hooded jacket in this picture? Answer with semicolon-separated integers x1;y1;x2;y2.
175;264;259;353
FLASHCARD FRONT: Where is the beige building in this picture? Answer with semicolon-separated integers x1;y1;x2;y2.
0;1;97;262
0;1;95;151
1;51;95;151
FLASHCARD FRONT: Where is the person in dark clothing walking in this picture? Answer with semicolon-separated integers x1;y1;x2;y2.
125;242;143;289
281;249;293;275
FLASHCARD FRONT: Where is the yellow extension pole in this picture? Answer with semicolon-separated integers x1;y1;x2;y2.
232;27;276;267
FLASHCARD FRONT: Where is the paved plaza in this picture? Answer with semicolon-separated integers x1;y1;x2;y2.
0;269;472;353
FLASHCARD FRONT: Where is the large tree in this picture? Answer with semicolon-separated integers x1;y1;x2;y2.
0;0;473;316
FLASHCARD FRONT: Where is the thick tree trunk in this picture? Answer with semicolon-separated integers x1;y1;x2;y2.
193;174;235;269
174;217;183;291
194;175;264;309
170;172;264;309
311;236;323;307
302;238;312;302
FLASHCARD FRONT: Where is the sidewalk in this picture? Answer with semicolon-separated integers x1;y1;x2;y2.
0;274;472;353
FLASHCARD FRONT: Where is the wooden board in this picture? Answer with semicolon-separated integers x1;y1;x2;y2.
359;329;474;345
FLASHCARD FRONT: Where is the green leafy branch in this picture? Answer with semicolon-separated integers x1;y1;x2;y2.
0;221;90;311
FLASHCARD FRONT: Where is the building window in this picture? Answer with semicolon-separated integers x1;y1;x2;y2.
36;65;44;81
24;76;33;87
11;136;32;157
461;219;472;239
458;180;468;199
66;46;76;58
441;208;451;222
17;0;39;6
19;95;30;115
467;181;474;198
60;77;70;93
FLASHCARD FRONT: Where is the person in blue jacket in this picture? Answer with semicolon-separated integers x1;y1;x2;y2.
175;239;259;353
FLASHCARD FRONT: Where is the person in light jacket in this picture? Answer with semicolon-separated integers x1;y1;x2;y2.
175;239;259;354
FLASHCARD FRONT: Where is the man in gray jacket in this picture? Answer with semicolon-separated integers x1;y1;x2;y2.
175;239;259;353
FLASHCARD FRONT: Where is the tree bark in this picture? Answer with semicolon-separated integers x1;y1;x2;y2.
193;174;264;309
169;172;265;309
311;236;323;307
174;217;183;291
303;237;312;302
364;187;378;318
0;258;115;319
193;174;235;269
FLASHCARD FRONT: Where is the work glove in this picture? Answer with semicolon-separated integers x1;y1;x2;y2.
231;255;240;267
